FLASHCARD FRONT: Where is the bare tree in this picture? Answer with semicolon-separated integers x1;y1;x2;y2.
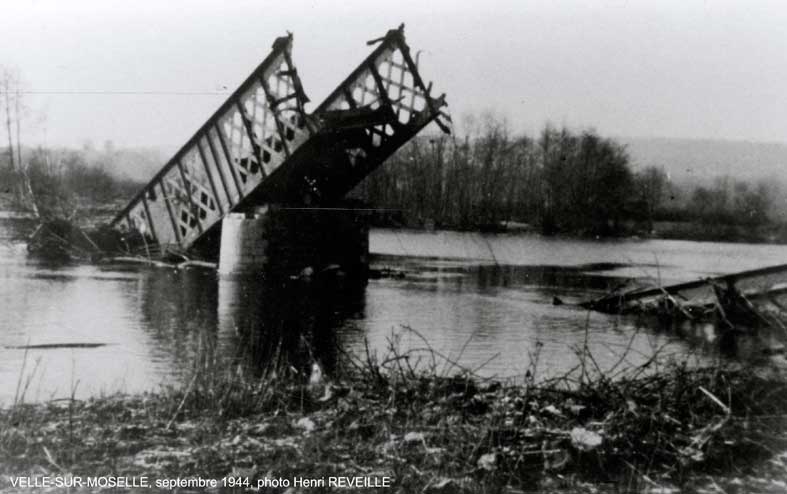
1;69;15;179
0;67;37;215
636;166;668;231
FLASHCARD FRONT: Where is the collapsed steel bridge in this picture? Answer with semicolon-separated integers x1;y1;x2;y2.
110;25;449;255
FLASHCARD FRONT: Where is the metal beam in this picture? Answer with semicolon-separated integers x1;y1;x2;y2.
394;40;451;133
176;159;204;234
367;61;395;112
204;133;235;208
342;87;358;109
259;77;291;159
141;196;159;244
159;180;182;245
215;124;245;199
234;100;263;175
110;34;294;226
195;142;224;216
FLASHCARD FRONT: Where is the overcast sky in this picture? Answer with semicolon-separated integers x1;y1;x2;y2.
2;0;787;150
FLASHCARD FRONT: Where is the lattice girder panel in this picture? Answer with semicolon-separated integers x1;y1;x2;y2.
124;200;157;245
146;182;179;246
161;166;201;247
218;107;261;192
307;24;450;200
205;128;244;206
264;58;311;166
237;25;451;207
181;148;223;227
121;180;179;248
317;26;448;133
111;33;311;251
243;83;281;175
112;27;447;254
199;133;239;208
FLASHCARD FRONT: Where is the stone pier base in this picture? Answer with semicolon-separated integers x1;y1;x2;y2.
218;206;369;280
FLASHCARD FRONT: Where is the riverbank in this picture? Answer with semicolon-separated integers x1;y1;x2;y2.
651;221;787;245
367;217;787;245
2;349;787;493
0;193;35;220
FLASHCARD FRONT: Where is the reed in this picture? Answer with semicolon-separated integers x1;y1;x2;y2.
1;328;786;493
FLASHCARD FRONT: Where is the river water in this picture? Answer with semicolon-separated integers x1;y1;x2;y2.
2;218;787;406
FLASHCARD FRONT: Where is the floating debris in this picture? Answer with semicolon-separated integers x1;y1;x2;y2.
581;263;787;354
5;343;107;350
582;263;787;316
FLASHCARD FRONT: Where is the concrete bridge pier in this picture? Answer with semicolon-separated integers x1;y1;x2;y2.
218;205;369;281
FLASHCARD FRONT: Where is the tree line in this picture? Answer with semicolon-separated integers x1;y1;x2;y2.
1;65;142;219
2;72;780;240
353;116;642;235
351;115;780;237
1;146;141;219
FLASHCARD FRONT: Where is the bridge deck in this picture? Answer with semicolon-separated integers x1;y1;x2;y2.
111;26;448;256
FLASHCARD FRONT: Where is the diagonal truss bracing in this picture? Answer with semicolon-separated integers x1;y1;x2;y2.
305;24;451;200
111;25;448;254
112;34;311;249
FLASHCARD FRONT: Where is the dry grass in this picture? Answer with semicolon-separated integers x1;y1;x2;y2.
1;331;787;493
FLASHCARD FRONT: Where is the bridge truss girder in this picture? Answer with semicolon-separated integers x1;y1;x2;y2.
112;25;449;256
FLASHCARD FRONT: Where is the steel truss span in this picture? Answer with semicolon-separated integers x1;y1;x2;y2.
111;25;450;254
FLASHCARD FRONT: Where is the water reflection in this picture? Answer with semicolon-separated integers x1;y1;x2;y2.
3;219;786;404
136;268;221;377
352;265;707;380
0;225;161;404
136;269;366;383
215;276;360;377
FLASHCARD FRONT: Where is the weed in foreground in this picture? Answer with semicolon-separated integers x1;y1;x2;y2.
1;326;786;493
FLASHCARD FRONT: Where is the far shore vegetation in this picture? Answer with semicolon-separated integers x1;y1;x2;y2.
1;113;786;244
1;146;145;221
352;115;787;243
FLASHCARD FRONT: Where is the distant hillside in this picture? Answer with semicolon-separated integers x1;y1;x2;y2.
619;137;787;185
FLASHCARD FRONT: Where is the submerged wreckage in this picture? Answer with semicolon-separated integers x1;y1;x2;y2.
581;263;787;352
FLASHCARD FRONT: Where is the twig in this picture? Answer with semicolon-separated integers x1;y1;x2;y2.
698;386;731;415
167;373;198;429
